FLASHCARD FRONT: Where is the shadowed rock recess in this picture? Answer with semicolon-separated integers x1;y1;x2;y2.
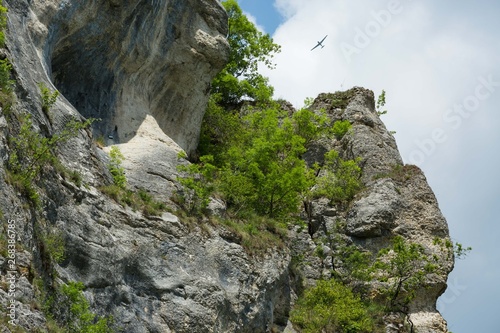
0;1;453;333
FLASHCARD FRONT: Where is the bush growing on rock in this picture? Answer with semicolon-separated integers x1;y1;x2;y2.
59;282;114;333
7;114;94;206
0;1;7;47
290;279;375;333
313;150;363;205
108;146;126;189
332;119;352;140
38;82;59;117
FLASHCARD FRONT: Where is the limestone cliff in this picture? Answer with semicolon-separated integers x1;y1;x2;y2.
0;1;453;333
6;0;229;155
292;89;453;332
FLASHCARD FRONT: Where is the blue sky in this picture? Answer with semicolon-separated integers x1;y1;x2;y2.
238;1;500;332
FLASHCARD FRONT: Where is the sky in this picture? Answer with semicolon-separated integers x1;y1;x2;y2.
237;1;500;332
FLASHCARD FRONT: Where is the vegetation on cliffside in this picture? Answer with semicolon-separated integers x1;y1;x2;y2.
175;1;471;332
180;0;362;219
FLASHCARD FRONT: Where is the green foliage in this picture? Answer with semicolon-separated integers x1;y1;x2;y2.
304;232;464;333
42;229;65;264
373;236;441;311
332;120;352;140
100;185;167;217
94;135;106;148
313;150;362;205
38;82;60;117
376;90;387;116
292;108;330;144
59;282;114;333
334;244;374;285
0;1;7;47
433;237;471;260
0;3;13;110
373;164;420;183
0;58;13;92
453;242;472;259
198;95;245;161
103;147;167;216
327;90;356;110
184;106;333;218
222;108;314;217
290;279;375;333
0;57;14;109
68;169;83;187
376;90;396;134
108;146;126;189
176;154;217;214
7;115;95;207
212;0;280;105
215;214;287;255
302;97;315;108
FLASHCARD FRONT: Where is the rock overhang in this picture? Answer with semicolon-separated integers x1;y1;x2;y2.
6;0;229;155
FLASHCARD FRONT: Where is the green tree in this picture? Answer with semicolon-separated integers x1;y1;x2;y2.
7;115;94;206
313;150;362;205
38;82;60;117
212;0;281;105
371;236;469;332
374;236;433;312
292;107;330;144
108;146;126;189
0;1;7;47
0;57;14;109
290;279;375;333
177;153;217;213
60;282;113;333
220;107;315;217
182;106;334;218
376;90;387;116
197;94;245;161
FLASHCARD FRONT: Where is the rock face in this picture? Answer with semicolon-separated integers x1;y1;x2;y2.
294;88;453;332
6;0;229;155
0;2;453;333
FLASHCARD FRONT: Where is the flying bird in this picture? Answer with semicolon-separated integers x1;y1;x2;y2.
311;35;328;51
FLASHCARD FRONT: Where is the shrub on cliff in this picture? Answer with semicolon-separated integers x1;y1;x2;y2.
108;146;126;189
290;279;375;333
0;1;7;47
313;150;362;205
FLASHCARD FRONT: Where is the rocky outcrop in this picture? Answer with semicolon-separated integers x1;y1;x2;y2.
5;0;229;155
292;88;453;332
55;203;291;333
0;1;453;332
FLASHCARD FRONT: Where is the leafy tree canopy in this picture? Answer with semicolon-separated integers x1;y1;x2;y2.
212;0;281;105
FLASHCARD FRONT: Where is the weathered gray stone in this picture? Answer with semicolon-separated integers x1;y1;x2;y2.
289;88;453;333
5;0;229;156
104;114;187;205
346;179;402;237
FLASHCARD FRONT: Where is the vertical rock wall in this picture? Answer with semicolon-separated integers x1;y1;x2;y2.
293;88;453;332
